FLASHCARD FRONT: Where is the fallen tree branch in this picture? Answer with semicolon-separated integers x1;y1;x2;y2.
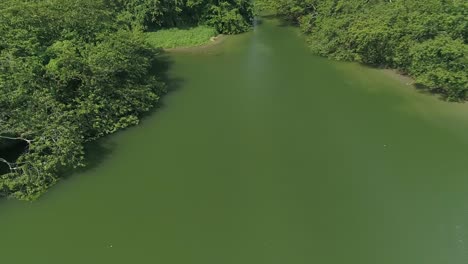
0;158;14;172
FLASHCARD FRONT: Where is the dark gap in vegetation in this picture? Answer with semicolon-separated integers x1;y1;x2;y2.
0;140;28;175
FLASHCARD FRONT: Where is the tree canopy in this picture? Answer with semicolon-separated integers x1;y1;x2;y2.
110;0;253;33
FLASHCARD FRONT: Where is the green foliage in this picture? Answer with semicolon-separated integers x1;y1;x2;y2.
258;0;468;100
409;36;468;100
145;26;216;49
111;0;253;34
206;1;253;34
0;0;163;200
0;0;253;200
46;31;165;139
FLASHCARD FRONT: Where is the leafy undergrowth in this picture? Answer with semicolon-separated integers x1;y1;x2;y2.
146;26;217;49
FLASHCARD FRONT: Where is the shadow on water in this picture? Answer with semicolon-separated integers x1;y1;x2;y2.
253;17;264;26
0;50;185;197
140;50;186;122
60;138;116;179
256;14;295;27
59;50;184;180
271;17;297;28
152;51;185;98
358;63;456;102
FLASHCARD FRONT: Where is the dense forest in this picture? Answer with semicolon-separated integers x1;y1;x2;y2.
257;0;467;100
0;0;253;200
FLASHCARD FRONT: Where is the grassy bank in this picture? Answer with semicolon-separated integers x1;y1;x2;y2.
145;26;217;49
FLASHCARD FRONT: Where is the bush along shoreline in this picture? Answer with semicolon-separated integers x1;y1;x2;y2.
0;0;253;200
256;0;467;101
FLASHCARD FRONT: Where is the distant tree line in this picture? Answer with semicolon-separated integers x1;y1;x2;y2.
257;0;467;100
0;0;253;200
110;0;253;33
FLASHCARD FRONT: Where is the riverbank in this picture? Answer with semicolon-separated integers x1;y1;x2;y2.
258;0;467;101
145;26;222;50
165;34;228;52
381;68;468;105
381;69;415;86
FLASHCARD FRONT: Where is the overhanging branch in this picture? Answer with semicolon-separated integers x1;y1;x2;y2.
0;135;33;145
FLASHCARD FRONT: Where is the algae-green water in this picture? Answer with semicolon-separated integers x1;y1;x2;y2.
2;19;468;264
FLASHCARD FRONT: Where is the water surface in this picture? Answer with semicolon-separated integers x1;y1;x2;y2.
2;18;468;264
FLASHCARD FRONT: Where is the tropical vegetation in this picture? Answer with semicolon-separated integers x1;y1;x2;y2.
257;0;467;100
0;0;253;200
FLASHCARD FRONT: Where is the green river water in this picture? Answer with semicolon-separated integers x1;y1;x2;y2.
2;18;468;264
